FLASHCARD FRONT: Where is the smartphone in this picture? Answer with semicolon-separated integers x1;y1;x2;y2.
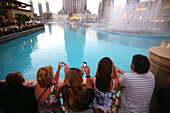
83;62;87;68
61;62;65;66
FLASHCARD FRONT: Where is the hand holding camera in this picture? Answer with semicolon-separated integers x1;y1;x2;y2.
81;62;90;77
58;61;66;69
83;62;87;68
61;62;65;66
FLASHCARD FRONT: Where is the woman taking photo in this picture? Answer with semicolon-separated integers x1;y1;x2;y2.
59;63;94;112
91;57;118;113
35;61;63;113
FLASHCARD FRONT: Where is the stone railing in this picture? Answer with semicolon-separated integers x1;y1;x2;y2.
0;26;45;44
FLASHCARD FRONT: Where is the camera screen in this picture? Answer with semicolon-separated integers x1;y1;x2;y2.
83;62;87;68
61;62;65;66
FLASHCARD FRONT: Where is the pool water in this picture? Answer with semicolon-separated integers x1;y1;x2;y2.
0;24;170;80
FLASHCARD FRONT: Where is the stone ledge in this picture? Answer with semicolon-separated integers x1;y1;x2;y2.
0;26;45;44
0;78;87;88
149;46;170;73
149;46;170;60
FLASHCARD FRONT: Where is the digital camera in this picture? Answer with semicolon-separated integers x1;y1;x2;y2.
83;62;87;68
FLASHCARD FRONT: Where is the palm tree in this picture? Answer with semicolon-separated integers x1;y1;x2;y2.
15;13;30;26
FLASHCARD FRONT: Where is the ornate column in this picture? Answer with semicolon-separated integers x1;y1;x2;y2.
149;46;170;113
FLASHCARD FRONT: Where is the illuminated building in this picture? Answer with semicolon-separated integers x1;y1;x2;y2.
125;0;170;27
0;0;33;23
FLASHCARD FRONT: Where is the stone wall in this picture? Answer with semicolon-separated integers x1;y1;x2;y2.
149;46;170;113
0;26;44;44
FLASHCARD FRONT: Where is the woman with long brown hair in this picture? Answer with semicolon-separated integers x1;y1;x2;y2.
59;63;94;112
91;57;118;113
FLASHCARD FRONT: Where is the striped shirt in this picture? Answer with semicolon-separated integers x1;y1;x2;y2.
118;71;155;113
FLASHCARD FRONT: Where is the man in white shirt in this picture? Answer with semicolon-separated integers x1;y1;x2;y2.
116;54;155;113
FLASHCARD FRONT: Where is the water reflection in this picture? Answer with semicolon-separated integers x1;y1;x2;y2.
0;30;43;80
48;24;52;35
27;24;67;79
62;24;86;68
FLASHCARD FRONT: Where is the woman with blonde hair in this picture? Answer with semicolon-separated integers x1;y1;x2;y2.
91;57;118;113
35;61;64;113
59;63;94;112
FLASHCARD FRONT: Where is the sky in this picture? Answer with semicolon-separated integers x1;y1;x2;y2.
18;0;126;15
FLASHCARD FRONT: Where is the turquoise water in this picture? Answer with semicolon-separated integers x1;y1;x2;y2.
0;24;170;80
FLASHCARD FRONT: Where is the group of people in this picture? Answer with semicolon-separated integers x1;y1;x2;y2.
0;54;156;113
0;23;44;37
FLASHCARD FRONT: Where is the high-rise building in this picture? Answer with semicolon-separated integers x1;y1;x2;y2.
46;0;50;12
58;0;91;14
98;0;114;18
98;1;103;17
38;1;43;17
29;0;34;13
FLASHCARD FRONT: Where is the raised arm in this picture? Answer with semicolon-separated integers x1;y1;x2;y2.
95;61;99;77
112;60;117;79
63;63;69;82
81;64;93;89
53;61;63;82
116;67;126;79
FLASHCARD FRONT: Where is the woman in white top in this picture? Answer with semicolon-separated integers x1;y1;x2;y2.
91;57;118;113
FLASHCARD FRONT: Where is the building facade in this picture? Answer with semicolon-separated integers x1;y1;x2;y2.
58;0;91;14
29;0;34;13
38;1;43;17
0;0;33;23
46;0;49;12
124;0;170;28
98;0;114;18
43;0;52;19
127;0;140;4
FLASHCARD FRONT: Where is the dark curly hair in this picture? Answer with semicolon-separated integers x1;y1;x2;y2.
6;72;25;87
132;54;150;74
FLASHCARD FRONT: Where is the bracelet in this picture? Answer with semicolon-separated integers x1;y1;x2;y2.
86;76;91;78
117;70;120;73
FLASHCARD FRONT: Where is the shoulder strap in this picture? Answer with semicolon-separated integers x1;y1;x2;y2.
37;86;50;102
111;79;115;90
93;77;96;88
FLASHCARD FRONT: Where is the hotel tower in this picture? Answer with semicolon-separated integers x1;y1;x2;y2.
58;0;91;14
